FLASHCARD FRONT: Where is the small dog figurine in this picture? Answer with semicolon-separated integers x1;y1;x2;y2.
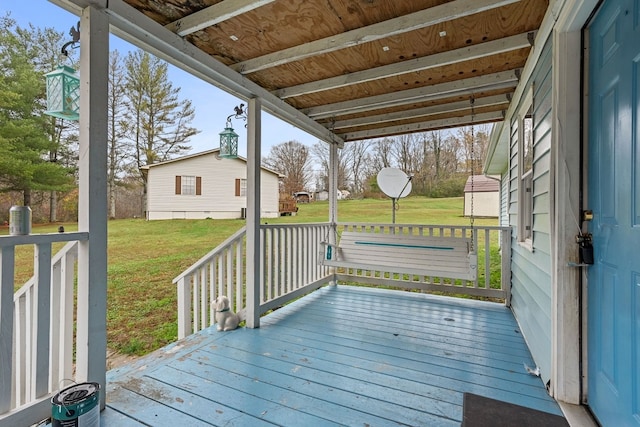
213;295;246;331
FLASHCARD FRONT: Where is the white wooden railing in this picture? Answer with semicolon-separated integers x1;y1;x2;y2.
0;232;88;426
173;223;333;338
175;222;511;339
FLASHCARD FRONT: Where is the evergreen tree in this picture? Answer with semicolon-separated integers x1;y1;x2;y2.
123;50;197;185
0;16;72;206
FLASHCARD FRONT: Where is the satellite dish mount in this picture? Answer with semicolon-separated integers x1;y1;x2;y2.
376;168;413;224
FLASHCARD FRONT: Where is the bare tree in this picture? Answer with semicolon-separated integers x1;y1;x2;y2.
107;50;130;219
263;140;314;195
371;137;394;171
343;140;373;196
474;124;491;169
311;142;349;192
457;124;490;175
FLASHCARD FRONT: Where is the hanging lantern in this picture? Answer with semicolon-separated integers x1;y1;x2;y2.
219;125;239;159
218;104;247;159
45;65;80;121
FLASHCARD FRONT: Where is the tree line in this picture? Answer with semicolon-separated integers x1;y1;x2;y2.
0;15;197;222
262;126;490;198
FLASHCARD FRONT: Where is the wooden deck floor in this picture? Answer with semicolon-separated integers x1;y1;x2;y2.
103;285;562;426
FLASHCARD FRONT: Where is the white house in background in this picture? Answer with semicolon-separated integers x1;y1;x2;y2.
463;175;500;217
141;149;281;220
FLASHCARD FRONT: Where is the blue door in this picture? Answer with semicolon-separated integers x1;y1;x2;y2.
588;0;640;425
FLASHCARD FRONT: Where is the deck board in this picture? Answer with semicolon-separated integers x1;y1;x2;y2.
104;285;562;426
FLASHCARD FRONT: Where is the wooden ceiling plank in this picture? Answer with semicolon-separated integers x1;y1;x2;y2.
341;111;504;141
231;0;521;74
332;94;511;130
94;0;343;143
165;0;276;36
274;32;534;99
305;70;519;119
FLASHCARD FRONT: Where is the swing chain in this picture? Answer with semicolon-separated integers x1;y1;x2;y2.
469;96;475;252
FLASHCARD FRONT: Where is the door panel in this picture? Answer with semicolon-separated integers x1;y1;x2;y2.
588;0;640;425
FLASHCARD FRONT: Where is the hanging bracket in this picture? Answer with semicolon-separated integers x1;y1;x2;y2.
61;21;80;57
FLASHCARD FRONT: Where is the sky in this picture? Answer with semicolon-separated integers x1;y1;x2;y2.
0;0;323;158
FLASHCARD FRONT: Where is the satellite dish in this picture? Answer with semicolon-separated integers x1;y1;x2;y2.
377;167;412;199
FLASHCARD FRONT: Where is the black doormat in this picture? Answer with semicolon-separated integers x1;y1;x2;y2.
462;393;570;427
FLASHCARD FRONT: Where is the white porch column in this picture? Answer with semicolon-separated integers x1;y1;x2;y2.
76;5;109;408
550;28;582;404
246;98;262;328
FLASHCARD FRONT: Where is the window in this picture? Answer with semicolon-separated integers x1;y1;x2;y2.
518;89;534;246
182;176;196;195
235;178;247;197
175;176;201;195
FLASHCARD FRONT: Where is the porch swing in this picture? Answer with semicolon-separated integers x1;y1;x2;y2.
320;98;479;282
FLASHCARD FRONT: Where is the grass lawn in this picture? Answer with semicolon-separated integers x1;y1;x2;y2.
8;196;498;357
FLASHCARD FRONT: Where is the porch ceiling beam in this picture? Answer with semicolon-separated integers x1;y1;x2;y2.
305;70;520;119
331;94;511;130
50;0;343;145
231;0;521;75
340;111;504;141
274;32;533;99
165;0;276;37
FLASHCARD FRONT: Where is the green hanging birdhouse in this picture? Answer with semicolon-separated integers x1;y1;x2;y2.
45;65;80;121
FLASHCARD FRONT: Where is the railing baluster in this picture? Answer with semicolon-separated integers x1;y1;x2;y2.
226;248;233;300
192;273;200;335
0;246;15;413
236;240;243;310
298;228;304;286
286;228;293;293
177;277;191;339
209;261;215;324
33;243;52;399
200;267;208;330
276;227;282;301
49;251;62;391
14;291;26;408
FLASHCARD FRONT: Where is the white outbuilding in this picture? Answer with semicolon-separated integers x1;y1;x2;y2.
463;175;500;218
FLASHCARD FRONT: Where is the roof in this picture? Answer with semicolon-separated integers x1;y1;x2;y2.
54;0;549;144
140;149;282;177
463;175;500;193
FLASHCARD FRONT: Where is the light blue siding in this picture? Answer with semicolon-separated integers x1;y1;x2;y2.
506;35;554;385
